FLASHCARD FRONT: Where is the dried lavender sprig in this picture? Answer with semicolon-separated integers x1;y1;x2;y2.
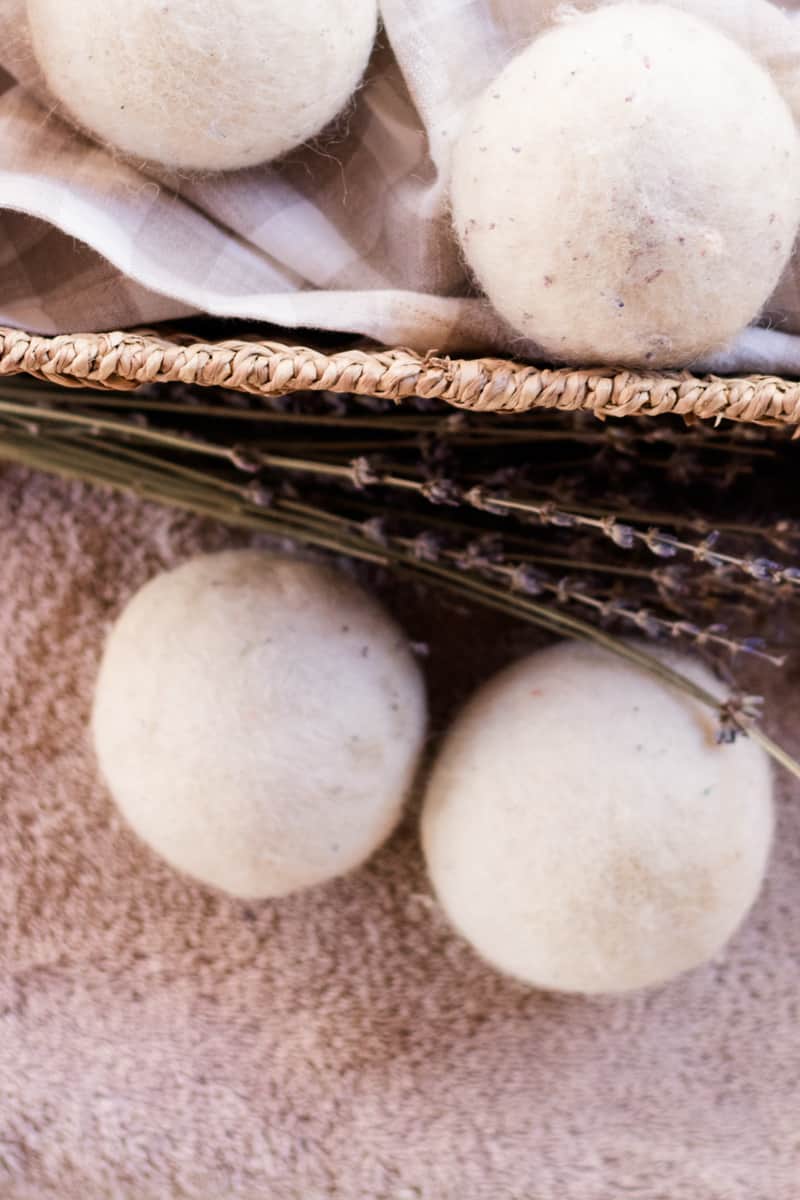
338;495;800;614
308;455;800;590
2;383;792;514
363;450;800;549
0;420;722;696
268;496;785;664
57;428;726;642
507;477;800;545
6;401;792;601
393;555;799;776
52;424;800;651
4;397;798;642
2;420;797;778
2;398;796;598
351;522;785;667
373;454;800;557
4;390;798;551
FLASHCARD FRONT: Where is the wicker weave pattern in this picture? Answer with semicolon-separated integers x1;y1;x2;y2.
2;326;800;426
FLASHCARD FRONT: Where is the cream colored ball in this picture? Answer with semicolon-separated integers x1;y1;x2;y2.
92;551;427;899
452;2;800;367
422;641;773;994
27;0;378;171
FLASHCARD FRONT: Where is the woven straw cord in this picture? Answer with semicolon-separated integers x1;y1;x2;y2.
2;327;800;425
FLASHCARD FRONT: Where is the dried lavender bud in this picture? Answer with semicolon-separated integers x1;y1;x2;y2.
741;638;783;664
654;566;690;595
748;557;782;582
717;693;764;743
555;575;586;605
453;537;498;571
362;517;389;547
421;478;462;506
350;456;382;489
602;517;636;549
245;481;274;508
455;547;490;572
510;565;545;596
411;532;443;563
669;620;702;641
692;539;727;570
628;608;664;639
548;509;579;529
643;529;680;559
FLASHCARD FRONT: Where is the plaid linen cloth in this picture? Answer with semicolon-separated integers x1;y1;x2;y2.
1;0;800;371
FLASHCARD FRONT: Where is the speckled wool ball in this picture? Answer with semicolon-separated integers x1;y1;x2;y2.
422;641;773;994
452;3;800;367
26;0;378;171
92;551;427;899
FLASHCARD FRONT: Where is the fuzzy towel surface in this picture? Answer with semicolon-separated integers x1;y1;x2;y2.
1;464;799;1199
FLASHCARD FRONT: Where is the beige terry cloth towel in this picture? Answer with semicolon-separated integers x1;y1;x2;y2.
1;463;799;1199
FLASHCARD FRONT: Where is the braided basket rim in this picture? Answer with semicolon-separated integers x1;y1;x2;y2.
2;326;800;426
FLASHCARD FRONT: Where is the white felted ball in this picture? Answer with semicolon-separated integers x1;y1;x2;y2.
452;2;800;367
422;641;773;994
26;0;378;171
92;551;427;899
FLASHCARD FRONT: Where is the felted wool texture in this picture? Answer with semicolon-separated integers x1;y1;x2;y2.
499;0;800;131
451;2;800;368
4;0;800;369
3;465;800;1199
26;0;378;171
422;640;774;995
494;0;798;72
91;550;427;900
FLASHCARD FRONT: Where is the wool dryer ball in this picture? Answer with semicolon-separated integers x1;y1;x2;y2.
91;551;427;900
451;2;800;368
26;0;378;170
422;641;773;994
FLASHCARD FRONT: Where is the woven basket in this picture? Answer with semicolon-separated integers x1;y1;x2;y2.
2;325;800;427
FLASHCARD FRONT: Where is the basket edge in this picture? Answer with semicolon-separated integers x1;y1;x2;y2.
2;326;800;427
